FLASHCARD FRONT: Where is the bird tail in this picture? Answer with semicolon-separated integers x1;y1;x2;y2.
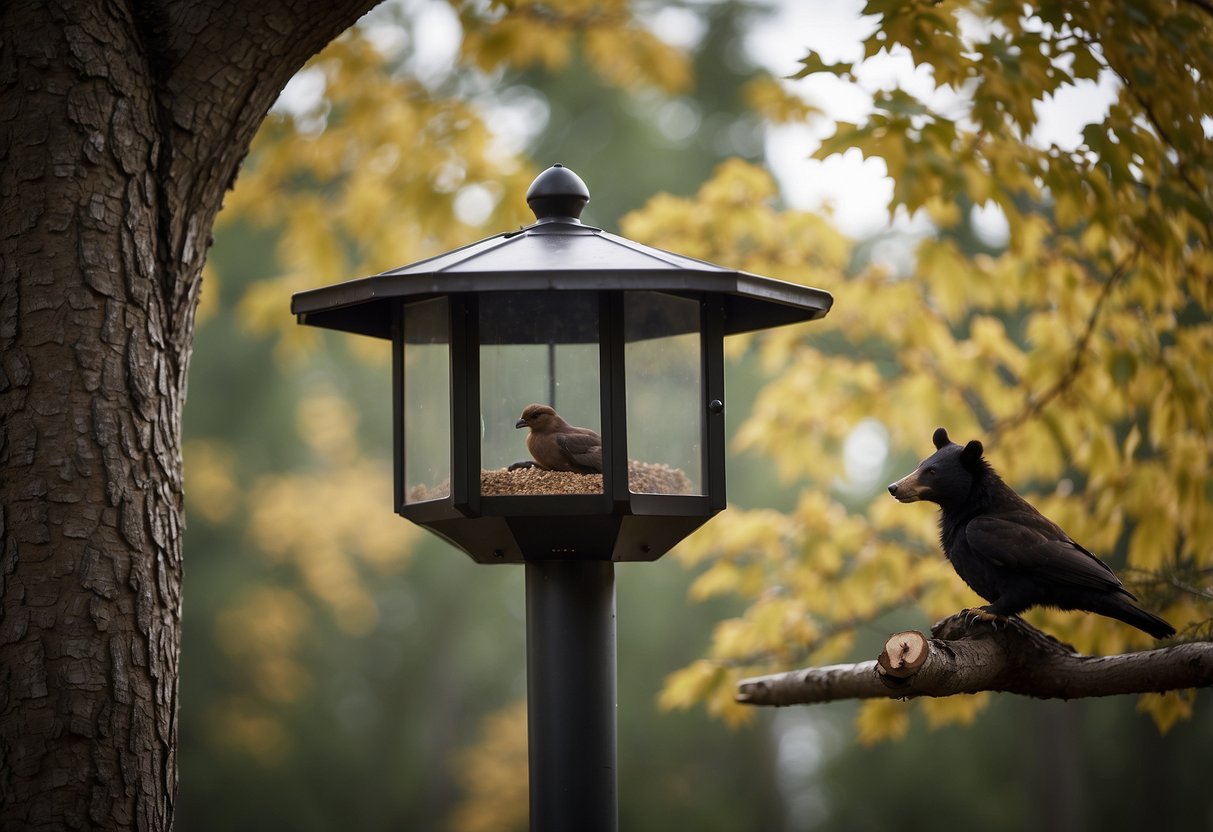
1100;597;1176;639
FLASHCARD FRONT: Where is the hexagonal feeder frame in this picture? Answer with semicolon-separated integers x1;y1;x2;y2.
292;165;832;564
291;165;832;831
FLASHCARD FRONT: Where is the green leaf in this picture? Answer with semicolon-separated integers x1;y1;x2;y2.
873;88;929;116
789;50;853;80
1069;46;1103;81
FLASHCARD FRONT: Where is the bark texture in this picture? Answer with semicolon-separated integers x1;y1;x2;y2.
0;1;377;828
736;614;1213;708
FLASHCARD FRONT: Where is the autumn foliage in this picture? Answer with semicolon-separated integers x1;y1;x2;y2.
652;0;1212;738
207;0;1211;773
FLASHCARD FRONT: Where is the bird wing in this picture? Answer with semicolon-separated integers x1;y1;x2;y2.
964;514;1128;595
556;431;603;472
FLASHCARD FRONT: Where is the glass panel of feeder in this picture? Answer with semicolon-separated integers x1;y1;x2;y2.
624;292;702;495
479;292;603;496
402;297;451;503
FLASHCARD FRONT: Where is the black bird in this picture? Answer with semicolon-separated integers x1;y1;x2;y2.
512;404;603;474
888;428;1175;638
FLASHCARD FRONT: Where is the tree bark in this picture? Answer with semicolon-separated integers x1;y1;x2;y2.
736;614;1213;708
0;1;377;828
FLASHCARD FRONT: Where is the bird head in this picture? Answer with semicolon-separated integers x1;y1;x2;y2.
515;403;559;431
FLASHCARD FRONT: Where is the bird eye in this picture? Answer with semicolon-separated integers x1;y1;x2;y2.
924;466;935;475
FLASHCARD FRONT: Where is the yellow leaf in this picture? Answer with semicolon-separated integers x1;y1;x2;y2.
744;75;820;123
688;562;743;602
920;692;990;729
856;698;911;745
1136;690;1195;735
659;660;725;712
449;700;530;832
183;440;240;524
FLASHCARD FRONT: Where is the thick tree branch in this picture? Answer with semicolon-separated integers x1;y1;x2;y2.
128;0;382;353
736;614;1213;707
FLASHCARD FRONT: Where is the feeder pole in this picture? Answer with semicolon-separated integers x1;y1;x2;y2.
525;559;618;832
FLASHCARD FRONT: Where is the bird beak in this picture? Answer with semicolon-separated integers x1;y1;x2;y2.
515;418;528;429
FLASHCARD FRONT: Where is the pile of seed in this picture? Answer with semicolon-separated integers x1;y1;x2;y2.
625;460;693;495
406;481;450;503
408;461;694;501
479;460;693;496
480;467;602;495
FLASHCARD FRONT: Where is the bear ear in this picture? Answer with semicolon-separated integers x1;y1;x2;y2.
932;428;951;450
960;440;984;468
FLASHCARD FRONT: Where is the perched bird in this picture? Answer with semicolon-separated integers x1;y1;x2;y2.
512;404;603;474
888;428;1175;639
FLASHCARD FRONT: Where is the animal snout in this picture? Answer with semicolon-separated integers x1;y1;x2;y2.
887;475;921;503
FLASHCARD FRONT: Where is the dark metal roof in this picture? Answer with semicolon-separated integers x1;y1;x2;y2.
292;166;833;339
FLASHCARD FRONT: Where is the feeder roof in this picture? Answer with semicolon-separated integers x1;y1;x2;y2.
292;166;832;339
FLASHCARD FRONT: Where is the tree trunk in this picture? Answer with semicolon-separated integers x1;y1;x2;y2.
0;1;376;827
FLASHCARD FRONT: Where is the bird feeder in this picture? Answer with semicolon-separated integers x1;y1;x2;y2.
293;164;831;563
291;164;832;831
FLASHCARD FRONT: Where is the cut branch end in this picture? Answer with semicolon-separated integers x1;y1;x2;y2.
877;630;929;678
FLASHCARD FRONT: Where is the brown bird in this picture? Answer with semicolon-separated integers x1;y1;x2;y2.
512;404;603;474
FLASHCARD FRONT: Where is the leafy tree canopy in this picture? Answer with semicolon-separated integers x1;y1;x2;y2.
206;0;1211;793
655;0;1212;738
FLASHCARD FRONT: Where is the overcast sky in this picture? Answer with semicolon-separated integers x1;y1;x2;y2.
743;0;1119;239
279;0;1121;242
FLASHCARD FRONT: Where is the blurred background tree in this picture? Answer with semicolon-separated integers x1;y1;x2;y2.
179;1;1211;830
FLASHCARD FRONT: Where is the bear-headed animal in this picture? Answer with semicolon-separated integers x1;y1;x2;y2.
888;428;1174;639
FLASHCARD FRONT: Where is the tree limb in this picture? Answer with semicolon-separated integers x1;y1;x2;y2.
989;248;1136;439
736;614;1213;707
132;0;383;347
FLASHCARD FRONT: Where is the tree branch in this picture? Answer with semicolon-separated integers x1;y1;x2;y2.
137;0;383;346
736;614;1213;707
990;248;1136;439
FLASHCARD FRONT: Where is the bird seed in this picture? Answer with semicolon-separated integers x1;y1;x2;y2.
407;460;693;501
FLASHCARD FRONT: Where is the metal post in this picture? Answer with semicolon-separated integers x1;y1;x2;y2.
525;559;618;832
